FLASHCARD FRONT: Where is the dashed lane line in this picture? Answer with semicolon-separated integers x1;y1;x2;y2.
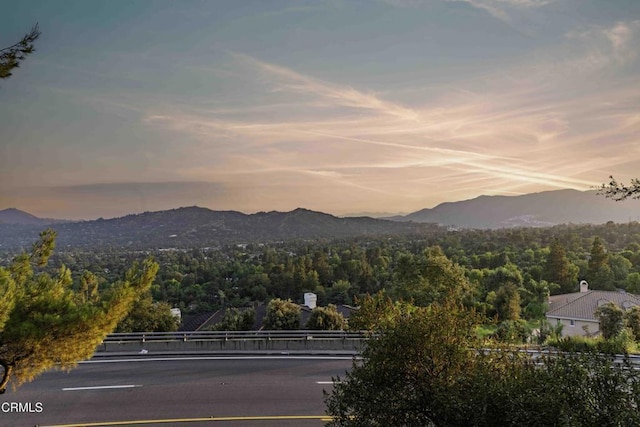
62;384;142;391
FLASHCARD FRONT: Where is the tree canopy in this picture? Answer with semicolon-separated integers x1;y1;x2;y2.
263;298;301;330
1;24;40;80
306;304;346;330
325;297;640;426
0;230;159;393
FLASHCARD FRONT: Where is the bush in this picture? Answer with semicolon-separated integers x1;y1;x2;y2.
596;328;635;355
491;319;531;344
595;302;625;339
306;305;346;330
209;307;255;331
547;329;634;355
325;299;640;426
547;335;599;353
263;298;300;330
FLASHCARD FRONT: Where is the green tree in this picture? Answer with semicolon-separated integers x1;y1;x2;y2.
1;24;40;80
0;230;159;393
494;283;521;321
306;305;346;330
348;291;416;332
543;239;578;294
263;298;301;330
325;297;640;426
116;294;179;333
609;254;632;288
210;307;255;331
589;237;608;272
391;247;472;306
625;306;640;341
595;302;625;339
325;297;483;426
326;279;352;305
521;278;550;319
588;237;615;290
492;319;531;343
483;263;523;294
626;272;640;294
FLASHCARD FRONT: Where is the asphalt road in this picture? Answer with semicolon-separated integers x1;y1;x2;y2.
0;356;355;427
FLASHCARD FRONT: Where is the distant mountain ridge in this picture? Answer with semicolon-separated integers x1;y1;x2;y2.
0;206;437;251
2;189;640;250
388;189;640;228
0;208;67;226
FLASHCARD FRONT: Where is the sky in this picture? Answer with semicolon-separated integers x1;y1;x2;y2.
1;0;639;220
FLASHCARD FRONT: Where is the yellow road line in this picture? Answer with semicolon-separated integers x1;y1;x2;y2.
40;415;333;426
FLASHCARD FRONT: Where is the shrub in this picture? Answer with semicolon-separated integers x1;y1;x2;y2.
325;300;640;426
306;305;346;330
492;319;531;344
263;298;300;330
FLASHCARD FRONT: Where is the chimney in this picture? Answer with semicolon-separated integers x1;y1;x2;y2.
304;292;317;309
580;280;589;293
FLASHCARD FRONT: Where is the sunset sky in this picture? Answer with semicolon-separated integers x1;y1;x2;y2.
1;0;639;220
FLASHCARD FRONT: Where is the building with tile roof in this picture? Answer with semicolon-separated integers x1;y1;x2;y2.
546;280;640;337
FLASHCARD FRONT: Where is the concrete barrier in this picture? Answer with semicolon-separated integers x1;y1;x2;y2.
94;330;367;355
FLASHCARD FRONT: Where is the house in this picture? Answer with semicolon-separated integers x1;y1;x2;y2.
545;280;640;337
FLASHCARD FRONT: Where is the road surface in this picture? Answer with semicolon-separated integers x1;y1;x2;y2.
0;355;354;427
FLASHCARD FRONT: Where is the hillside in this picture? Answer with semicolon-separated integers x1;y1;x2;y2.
390;189;640;229
3;189;640;251
0;206;439;251
0;208;62;226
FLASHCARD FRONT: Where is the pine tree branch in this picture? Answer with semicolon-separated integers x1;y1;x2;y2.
0;23;41;80
597;176;640;201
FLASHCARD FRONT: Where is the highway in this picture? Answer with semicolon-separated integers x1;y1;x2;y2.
0;355;354;427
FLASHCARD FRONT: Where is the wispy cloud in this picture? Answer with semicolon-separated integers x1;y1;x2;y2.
232;53;422;121
447;0;555;24
567;20;640;64
144;47;634;199
123;9;640;214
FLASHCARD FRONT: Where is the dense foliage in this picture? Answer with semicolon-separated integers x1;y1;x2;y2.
10;222;636;329
325;297;640;426
0;230;158;393
306;305;346;330
263;298;301;330
207;307;256;331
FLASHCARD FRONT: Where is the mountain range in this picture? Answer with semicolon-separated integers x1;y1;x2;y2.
0;208;68;226
388;189;640;229
0;207;437;251
1;189;639;250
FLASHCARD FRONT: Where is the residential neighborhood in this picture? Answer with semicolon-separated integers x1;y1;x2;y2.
546;281;640;337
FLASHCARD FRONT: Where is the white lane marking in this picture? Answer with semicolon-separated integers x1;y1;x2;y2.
316;381;338;384
80;356;359;364
62;384;141;391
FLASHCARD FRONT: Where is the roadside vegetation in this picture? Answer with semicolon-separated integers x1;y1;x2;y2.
325;292;640;426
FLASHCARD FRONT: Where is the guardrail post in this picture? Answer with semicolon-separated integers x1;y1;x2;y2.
183;333;188;342
142;334;146;343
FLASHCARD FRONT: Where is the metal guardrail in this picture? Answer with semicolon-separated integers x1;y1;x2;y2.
103;330;368;343
520;347;640;366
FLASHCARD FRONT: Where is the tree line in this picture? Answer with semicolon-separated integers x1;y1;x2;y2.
26;221;640;334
